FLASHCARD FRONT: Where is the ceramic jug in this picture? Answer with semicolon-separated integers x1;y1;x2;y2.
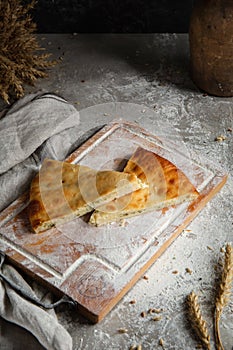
189;0;233;96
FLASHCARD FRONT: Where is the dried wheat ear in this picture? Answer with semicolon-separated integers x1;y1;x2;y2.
187;243;233;350
0;0;56;104
187;291;211;350
214;243;233;350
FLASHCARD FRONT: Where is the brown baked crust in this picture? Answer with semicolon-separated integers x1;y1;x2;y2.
89;147;199;226
28;158;144;233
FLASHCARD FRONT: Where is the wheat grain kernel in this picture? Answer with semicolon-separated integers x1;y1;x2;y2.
186;268;192;274
118;328;128;333
129;345;137;350
152;316;162;321
159;338;164;347
152;308;163;313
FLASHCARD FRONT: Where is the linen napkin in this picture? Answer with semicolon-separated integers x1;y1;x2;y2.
0;262;73;350
0;91;82;212
0;91;84;349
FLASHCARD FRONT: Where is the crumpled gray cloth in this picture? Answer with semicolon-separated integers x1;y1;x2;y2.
0;92;80;174
0;263;72;350
0;91;82;212
0;91;85;349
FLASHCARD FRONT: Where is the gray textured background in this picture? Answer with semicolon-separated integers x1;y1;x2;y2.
33;0;194;33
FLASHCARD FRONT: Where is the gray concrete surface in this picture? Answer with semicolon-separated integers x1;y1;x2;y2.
0;34;232;350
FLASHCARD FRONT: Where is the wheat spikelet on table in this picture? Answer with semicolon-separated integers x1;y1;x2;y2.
187;291;211;350
214;243;233;350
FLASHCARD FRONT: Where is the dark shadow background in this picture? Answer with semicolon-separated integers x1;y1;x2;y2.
33;0;194;33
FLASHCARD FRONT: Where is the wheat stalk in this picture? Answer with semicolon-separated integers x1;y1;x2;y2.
0;0;56;103
214;243;233;350
187;291;211;350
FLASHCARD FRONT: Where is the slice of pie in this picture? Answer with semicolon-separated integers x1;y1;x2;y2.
28;158;145;233
89;147;199;226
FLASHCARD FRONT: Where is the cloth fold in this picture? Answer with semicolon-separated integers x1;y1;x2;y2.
0;263;73;350
0;92;80;174
0;92;82;212
0;91;85;349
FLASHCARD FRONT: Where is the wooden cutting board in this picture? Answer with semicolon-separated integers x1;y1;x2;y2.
0;120;227;323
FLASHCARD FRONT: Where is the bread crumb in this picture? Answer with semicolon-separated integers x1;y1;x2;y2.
172;270;179;274
119;219;126;227
185;268;192;274
207;246;213;250
140;311;146;318
143;275;149;280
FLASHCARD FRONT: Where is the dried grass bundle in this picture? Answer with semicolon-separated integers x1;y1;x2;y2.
187;291;211;350
0;0;56;103
214;243;233;350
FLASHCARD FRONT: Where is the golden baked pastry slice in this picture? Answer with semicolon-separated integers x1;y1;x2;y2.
89;147;199;226
28;158;145;233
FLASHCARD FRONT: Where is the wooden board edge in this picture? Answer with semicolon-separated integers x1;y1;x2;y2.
93;172;228;323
